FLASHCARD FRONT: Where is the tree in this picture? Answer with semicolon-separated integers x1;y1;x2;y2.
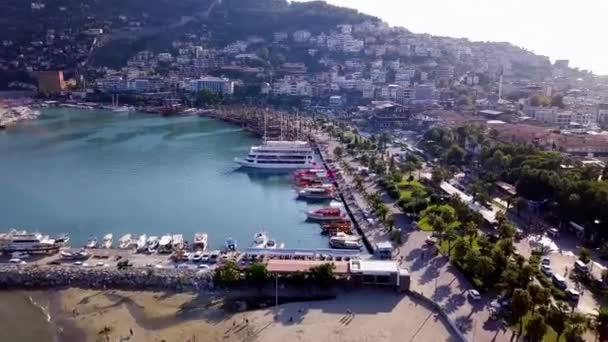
498;221;517;239
195;88;223;106
309;263;336;287
514;197;528;216
452;238;469;263
530;95;551;107
431;167;448;185
213;261;241;286
446;144;466;165
527;283;549;313
578;247;592;264
525;313;548;342
470;180;489;204
376;203;389;221
464;221;478;247
411;187;425;216
245;262;269;289
444;226;458;257
546;302;569;342
592;306;608;342
333;146;344;159
512;288;532;336
386;215;395;231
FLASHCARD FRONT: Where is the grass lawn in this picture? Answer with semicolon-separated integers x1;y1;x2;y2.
511;312;564;342
398;179;428;204
416;216;433;231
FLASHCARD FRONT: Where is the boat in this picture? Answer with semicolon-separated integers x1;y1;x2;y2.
172;234;184;251
136;234;147;252
306;207;346;221
298;186;335;200
119;234;132;249
321;221;352;235
102;234;113;249
190;250;204;262
54;233;70;246
265;239;278;249
60;249;90;260
193;233;208;251
147;236;159;253
0;230;62;254
225;238;237;252
329;233;361;250
85;237;98;249
235;140;316;170
252;231;268;248
294;168;328;180
158;235;173;254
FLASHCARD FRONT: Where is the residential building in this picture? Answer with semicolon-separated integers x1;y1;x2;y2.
190;77;234;95
414;84;436;101
293;30;312;43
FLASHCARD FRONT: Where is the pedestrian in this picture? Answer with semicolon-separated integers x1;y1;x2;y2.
129;328;133;336
245;318;249;325
233;321;236;327
289;316;293;322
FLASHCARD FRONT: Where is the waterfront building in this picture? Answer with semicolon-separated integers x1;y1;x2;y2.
189;77;234;95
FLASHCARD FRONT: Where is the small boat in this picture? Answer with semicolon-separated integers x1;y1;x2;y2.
225;238;237;252
158;235;173;254
136;234;147;252
329;233;361;250
294;169;328;181
119;234;132;249
102;234;113;249
147;236;159;253
252;231;268;248
85;237;98;249
194;233;208;252
298;186;335;200
201;252;210;263
306;207;346;221
61;249;89;260
190;250;204;262
321;221;352;235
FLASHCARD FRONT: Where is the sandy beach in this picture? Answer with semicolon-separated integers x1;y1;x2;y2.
38;288;457;342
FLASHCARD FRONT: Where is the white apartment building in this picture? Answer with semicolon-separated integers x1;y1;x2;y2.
293;30;312;43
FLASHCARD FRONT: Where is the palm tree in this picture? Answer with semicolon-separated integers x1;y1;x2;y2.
525;313;547;342
511;288;531;336
411;187;425;217
592;306;608;342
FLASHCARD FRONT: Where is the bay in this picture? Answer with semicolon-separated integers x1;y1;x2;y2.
0;108;328;250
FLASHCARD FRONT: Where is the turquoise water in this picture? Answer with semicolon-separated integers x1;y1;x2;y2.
0;108;328;250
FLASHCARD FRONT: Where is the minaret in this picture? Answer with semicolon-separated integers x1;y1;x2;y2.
498;67;504;100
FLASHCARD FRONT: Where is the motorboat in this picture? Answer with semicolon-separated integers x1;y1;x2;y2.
193;233;208;251
158;235;173;254
61;249;90;260
147;236;159;253
119;234;132;249
225;238;237;252
329;233;361;250
136;234;147;252
321;221;352;235
54;233;70;247
306;207;346;221
201;252;210;263
190;250;204;262
294;168;328;180
172;234;184;251
252;231;268;248
85;237;98;249
298;186;335;200
102;234;113;249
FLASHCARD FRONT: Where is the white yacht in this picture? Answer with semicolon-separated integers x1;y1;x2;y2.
172;234;184;251
251;231;268;248
194;233;208;251
102;234;113;249
136;234;147;252
118;234;132;249
158;235;173;254
147;236;159;253
235;140;315;170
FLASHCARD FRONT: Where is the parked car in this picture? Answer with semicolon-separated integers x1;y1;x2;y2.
566;288;580;302
9;258;21;263
468;289;481;301
547;228;559;238
541;257;551;266
574;260;589;273
552;274;568;290
541;264;553;276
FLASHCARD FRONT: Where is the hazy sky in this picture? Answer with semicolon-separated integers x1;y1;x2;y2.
301;0;608;75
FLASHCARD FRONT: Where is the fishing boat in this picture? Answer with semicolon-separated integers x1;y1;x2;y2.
85;237;98;249
306;207;346;221
298;186;335;200
251;231;268;248
136;234;147;252
321;221;353;235
294;168;328;181
102;234;113;249
147;236;159;253
158;235;173;254
265;239;278;249
225;238;237;252
118;234;132;249
193;233;208;251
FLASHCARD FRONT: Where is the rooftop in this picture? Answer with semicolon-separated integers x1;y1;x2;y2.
349;260;401;276
266;259;349;274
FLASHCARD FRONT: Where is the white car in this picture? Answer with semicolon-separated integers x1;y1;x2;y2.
176;263;189;269
154;264;164;269
96;262;105;267
468;289;481;301
73;261;83;266
541;264;552;276
198;264;210;270
9;258;21;264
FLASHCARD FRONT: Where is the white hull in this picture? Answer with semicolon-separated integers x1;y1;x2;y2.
235;158;314;170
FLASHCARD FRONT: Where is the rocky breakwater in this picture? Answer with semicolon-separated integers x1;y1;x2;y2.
0;106;40;127
0;264;213;292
